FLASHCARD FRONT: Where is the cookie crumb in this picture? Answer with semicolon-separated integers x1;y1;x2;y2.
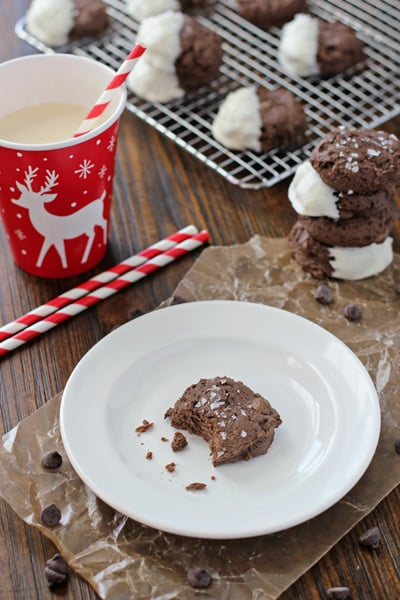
211;475;216;481
165;462;176;472
145;451;153;460
161;436;169;442
185;482;207;491
135;419;154;434
171;431;188;452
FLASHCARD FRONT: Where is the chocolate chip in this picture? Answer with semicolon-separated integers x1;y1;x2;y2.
44;554;69;589
44;553;69;589
40;503;62;527
40;450;62;470
394;438;400;454
358;526;380;548
187;567;212;589
314;283;333;305
44;567;67;588
343;303;362;321
326;586;351;599
46;553;69;575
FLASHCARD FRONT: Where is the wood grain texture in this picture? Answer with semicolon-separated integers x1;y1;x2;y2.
0;2;399;599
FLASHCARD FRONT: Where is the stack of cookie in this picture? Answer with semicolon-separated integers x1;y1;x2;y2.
288;127;400;280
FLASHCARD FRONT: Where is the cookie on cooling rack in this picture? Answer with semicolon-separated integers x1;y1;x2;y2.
212;86;307;152
126;10;223;103
278;13;365;77
25;0;109;46
234;0;307;29
126;0;211;20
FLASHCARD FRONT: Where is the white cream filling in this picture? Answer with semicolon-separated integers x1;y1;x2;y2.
134;10;184;72
25;0;75;46
127;59;184;102
329;238;393;280
126;0;180;21
289;160;339;219
278;14;320;77
212;87;262;152
127;10;185;102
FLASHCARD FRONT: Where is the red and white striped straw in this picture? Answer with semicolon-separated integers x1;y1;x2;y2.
0;230;210;357
74;43;146;137
0;225;199;343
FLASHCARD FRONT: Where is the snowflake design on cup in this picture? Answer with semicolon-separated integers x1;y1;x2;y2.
98;165;108;178
107;135;116;152
75;159;95;179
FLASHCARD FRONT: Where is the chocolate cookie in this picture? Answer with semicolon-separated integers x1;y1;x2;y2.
288;221;333;279
127;11;223;102
258;87;308;151
128;0;211;20
289;220;393;280
26;0;109;46
236;0;307;29
181;0;211;9
165;376;282;466
297;194;394;247
279;14;365;78
310;128;400;193
335;188;394;218
69;0;109;40
212;86;307;152
176;15;223;91
317;21;365;77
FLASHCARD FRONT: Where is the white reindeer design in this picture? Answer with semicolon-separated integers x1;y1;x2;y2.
12;166;107;269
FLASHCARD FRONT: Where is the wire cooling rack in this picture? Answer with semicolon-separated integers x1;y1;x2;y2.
15;0;400;189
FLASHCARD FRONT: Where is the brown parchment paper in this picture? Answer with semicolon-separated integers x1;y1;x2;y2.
1;236;400;600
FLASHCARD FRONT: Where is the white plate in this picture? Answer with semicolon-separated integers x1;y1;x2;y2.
60;300;380;539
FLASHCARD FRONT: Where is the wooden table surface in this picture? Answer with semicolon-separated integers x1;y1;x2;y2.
1;2;400;599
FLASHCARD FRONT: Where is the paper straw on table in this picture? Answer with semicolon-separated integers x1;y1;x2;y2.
0;225;199;343
74;43;146;137
0;230;209;357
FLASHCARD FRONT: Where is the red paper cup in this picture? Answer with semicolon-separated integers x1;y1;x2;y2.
0;54;126;278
